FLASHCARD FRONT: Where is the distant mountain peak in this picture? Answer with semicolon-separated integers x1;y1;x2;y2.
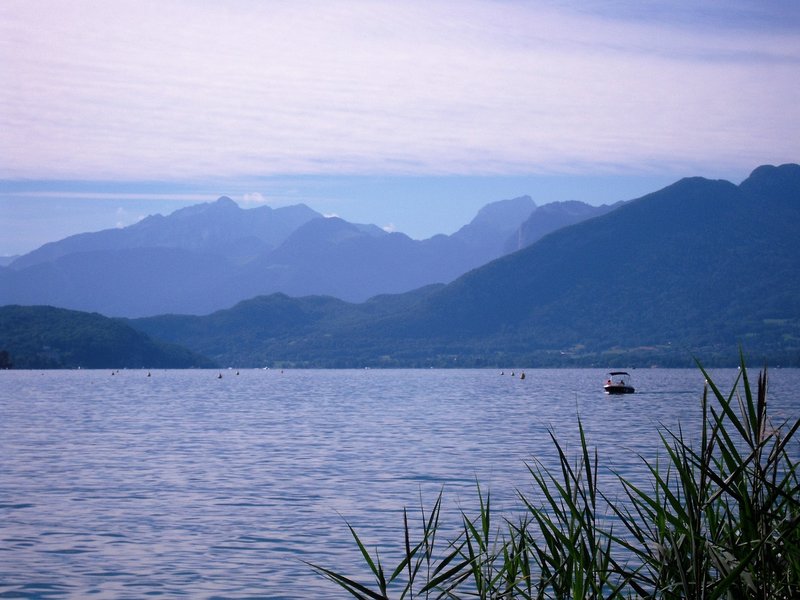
452;195;536;249
281;215;362;246
505;199;620;253
746;163;800;180
471;195;536;227
215;195;238;206
169;195;240;220
740;163;800;202
6;196;321;275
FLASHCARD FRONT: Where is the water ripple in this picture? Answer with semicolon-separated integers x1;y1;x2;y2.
1;367;798;598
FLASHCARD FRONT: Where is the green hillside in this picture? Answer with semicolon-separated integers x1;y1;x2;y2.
132;286;444;367
0;305;214;369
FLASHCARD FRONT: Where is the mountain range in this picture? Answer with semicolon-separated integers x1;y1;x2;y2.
0;194;615;317
128;163;800;368
2;163;798;368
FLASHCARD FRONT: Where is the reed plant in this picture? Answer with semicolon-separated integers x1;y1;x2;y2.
310;355;800;599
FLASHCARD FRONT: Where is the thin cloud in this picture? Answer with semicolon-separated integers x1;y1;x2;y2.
241;192;268;206
0;191;218;203
0;0;797;181
114;207;145;229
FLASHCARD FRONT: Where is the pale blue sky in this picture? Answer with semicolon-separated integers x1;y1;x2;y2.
1;0;798;255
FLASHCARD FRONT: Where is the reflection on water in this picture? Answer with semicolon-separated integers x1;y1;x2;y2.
2;368;798;598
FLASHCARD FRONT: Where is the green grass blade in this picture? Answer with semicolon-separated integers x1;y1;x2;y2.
306;562;389;600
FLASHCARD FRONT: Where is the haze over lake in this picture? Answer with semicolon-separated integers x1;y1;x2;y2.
3;367;799;598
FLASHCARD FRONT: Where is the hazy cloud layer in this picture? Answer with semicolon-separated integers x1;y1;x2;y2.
1;0;798;181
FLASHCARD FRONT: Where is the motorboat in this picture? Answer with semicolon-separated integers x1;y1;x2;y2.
604;371;635;394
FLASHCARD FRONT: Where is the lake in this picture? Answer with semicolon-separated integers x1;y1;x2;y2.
2;367;799;598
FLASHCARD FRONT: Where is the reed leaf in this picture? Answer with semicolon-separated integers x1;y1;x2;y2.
314;353;800;599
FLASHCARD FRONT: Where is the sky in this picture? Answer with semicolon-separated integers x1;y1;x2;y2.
1;0;799;256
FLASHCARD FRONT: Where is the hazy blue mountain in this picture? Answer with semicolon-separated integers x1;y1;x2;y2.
1;194;551;315
218;195;540;302
0;256;18;267
504;200;623;252
451;195;536;253
407;194;537;271
11;197;322;270
227;217;427;301
2;248;236;317
224;206;536;303
0;305;213;369
131;163;800;367
2;198;327;316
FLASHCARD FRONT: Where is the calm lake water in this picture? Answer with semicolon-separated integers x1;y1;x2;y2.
2;368;799;599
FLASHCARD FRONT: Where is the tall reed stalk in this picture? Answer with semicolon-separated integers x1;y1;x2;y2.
309;355;800;599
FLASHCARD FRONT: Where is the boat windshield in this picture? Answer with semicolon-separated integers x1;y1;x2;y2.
606;371;631;384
